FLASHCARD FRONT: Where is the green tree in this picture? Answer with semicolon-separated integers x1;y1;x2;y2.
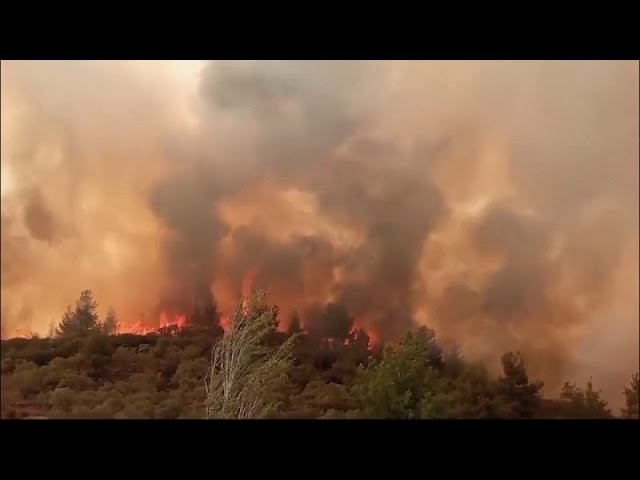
285;378;358;418
621;373;638;419
102;307;118;335
496;352;543;418
553;380;611;418
355;328;442;419
56;290;101;338
556;379;612;418
82;333;113;380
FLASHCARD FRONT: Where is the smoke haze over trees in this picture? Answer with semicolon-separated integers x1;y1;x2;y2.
0;60;638;408
1;290;634;419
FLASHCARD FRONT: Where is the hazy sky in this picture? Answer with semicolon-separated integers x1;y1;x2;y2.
1;60;638;406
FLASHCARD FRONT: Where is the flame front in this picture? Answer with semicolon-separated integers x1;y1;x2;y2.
116;311;187;335
111;267;381;350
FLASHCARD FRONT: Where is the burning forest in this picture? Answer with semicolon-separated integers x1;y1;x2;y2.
1;60;638;413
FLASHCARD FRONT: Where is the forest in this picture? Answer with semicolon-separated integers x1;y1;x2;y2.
1;290;638;420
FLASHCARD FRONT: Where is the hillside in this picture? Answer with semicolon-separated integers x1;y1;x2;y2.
2;321;637;419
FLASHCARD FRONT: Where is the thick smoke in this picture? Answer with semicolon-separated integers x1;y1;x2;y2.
1;60;637;405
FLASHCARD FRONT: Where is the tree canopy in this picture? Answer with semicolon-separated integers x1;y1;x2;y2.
621;373;639;419
205;291;298;419
1;288;634;420
56;290;101;338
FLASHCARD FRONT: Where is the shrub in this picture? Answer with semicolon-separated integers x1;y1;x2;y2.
49;387;75;412
57;373;94;391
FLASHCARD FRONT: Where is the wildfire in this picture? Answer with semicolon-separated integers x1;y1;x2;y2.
366;330;380;350
241;266;259;312
113;268;260;336
110;267;380;352
349;322;380;350
13;328;37;339
115;311;187;335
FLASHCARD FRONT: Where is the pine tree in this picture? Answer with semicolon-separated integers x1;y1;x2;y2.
558;379;611;418
56;290;101;337
497;352;543;418
187;289;221;331
622;373;639;419
102;307;118;335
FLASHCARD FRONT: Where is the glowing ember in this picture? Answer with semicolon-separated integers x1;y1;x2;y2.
220;315;230;331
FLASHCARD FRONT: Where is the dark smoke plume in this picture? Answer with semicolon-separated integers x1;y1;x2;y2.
1;60;637;406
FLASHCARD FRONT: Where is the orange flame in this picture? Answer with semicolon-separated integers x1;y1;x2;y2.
112;268;380;351
115;311;187;335
220;315;230;331
113;268;258;336
366;330;380;350
349;321;379;350
13;328;37;338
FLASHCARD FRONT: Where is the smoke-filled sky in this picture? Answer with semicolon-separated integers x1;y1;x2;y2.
1;60;638;405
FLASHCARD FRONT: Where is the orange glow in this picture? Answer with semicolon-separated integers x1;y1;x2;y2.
349;321;380;350
242;266;258;298
111;272;380;352
220;315;230;331
241;266;259;312
115;310;186;335
365;330;380;350
13;328;36;338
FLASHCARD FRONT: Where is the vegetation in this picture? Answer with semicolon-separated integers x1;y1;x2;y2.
205;292;298;418
0;290;637;419
56;290;102;338
622;373;639;419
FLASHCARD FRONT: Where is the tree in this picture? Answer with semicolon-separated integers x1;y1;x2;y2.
205;291;298;419
102;307;118;335
355;328;442;419
287;313;302;336
56;290;101;338
187;289;222;334
305;302;354;341
582;380;611;417
621;373;638;419
82;333;112;380
442;344;465;378
286;379;358;418
496;352;543;418
557;379;612;418
420;363;512;419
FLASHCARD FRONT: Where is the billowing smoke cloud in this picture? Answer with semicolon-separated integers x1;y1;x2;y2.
1;60;637;406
